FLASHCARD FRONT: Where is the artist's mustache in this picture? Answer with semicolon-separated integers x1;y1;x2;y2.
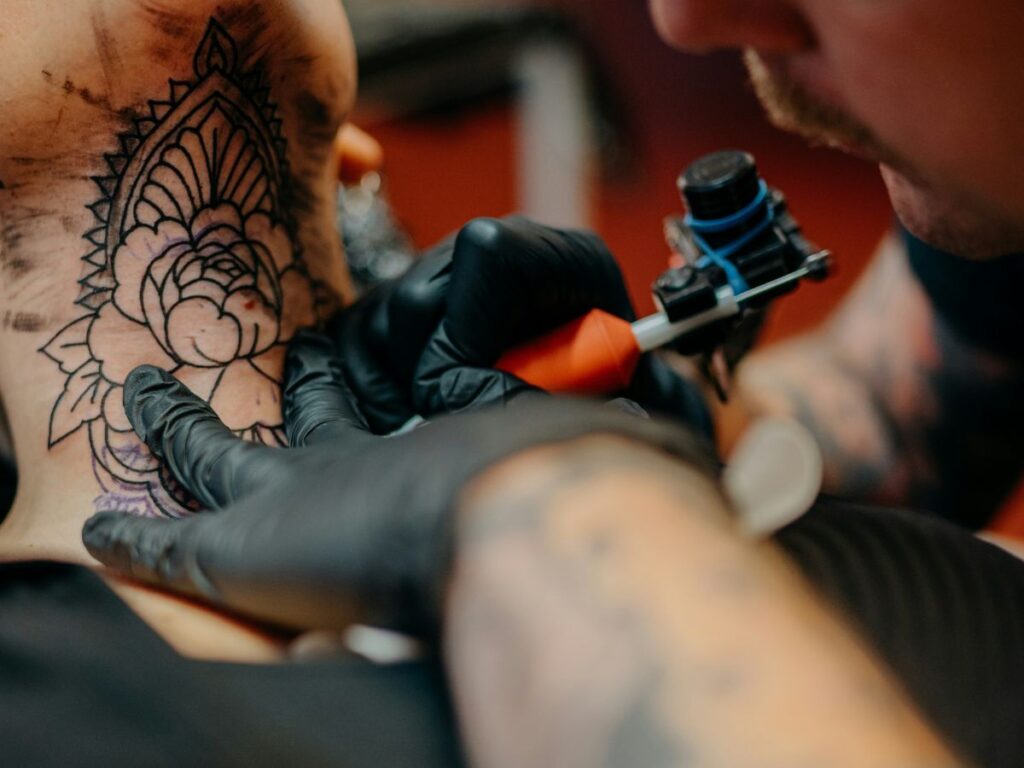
743;49;905;173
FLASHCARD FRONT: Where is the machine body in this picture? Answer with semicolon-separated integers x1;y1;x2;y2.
496;150;833;395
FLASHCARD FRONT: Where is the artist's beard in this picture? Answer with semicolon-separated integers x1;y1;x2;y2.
744;49;1024;258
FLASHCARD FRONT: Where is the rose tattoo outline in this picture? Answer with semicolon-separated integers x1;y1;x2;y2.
40;20;316;517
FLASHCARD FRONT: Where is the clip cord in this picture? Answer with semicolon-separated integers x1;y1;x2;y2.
685;181;772;294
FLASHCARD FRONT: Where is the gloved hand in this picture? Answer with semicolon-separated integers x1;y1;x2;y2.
332;217;713;437
82;334;719;638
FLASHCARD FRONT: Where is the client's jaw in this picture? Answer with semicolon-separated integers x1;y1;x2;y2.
0;0;356;565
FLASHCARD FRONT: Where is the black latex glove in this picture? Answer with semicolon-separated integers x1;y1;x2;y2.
82;334;719;638
332;217;713;437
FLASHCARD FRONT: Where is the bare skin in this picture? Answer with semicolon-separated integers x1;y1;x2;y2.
0;0;356;660
448;438;965;767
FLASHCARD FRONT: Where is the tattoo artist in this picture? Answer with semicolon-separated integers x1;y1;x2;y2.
81;1;1024;766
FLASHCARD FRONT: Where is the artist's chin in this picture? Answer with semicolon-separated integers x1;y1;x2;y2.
881;164;1024;259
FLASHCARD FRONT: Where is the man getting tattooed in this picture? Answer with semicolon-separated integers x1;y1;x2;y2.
0;4;460;766
41;19;320;517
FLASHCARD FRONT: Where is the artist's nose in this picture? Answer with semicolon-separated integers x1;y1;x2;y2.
649;0;815;54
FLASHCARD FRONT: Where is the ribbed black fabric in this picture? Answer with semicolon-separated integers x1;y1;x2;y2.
0;562;464;768
778;499;1024;768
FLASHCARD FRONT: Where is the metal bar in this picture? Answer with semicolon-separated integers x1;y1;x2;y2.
632;250;830;353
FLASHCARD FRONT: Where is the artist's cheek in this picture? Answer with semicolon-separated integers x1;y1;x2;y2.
798;1;915;123
806;0;1014;201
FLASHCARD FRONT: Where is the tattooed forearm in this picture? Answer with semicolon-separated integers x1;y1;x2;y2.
446;437;963;768
38;20;318;517
736;234;1024;526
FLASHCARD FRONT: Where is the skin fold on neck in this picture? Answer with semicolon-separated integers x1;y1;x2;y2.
0;0;356;660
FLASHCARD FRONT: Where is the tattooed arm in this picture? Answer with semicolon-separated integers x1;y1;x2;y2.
724;234;1024;526
446;437;964;768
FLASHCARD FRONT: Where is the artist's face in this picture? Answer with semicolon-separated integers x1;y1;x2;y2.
649;0;1024;257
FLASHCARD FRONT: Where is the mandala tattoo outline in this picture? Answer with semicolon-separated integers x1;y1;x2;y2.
40;20;315;517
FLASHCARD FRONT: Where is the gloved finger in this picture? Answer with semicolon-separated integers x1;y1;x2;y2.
124;366;278;509
444;218;636;362
284;330;373;447
331;293;413;434
82;512;215;602
381;243;452;383
416;350;543;416
626;354;714;439
84;504;365;632
329;247;452;434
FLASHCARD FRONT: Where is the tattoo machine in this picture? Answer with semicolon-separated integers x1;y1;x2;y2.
496;150;833;400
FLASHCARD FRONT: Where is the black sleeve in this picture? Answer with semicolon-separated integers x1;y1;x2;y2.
904;227;1024;363
0;562;463;768
778;499;1024;768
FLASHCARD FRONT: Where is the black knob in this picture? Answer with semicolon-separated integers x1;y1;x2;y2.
656;267;697;293
678;150;761;221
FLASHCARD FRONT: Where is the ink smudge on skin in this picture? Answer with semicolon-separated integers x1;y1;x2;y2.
3;259;32;279
55;77;140;123
0;209;38;278
1;222;25;257
43;46;136;121
141;2;196;60
2;312;47;334
295;90;338;144
219;4;272;56
141;1;195;41
90;4;124;96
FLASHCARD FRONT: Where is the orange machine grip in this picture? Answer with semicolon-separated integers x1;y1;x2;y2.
496;309;641;394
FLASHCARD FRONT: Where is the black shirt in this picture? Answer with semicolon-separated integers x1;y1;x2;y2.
0;561;463;768
904;228;1024;363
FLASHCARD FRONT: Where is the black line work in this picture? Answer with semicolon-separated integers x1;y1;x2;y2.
40;19;315;517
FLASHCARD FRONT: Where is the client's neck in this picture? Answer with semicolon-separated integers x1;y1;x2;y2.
0;1;354;566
